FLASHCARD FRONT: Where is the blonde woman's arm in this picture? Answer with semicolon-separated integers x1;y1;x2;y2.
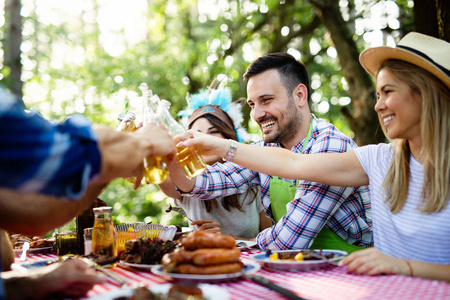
180;130;369;187
340;248;450;282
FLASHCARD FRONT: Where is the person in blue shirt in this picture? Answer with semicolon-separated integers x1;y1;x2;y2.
0;89;177;299
0;89;176;200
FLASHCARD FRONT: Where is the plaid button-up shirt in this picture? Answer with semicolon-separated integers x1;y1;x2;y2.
0;90;100;200
182;115;373;250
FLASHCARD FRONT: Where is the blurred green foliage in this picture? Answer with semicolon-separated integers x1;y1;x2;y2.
1;0;412;224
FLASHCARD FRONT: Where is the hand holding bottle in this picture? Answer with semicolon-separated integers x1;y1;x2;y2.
148;95;207;179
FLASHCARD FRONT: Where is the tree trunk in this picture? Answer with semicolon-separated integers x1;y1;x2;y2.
413;0;439;37
435;0;450;41
312;0;385;145
4;0;23;105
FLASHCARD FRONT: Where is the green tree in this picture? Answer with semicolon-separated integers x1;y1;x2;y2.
3;0;446;224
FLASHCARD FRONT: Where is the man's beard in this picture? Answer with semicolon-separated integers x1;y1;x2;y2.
262;105;303;147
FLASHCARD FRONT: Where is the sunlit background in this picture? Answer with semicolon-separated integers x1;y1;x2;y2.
0;0;411;225
2;0;405;119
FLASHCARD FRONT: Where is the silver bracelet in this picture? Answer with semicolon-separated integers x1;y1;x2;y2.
224;140;237;162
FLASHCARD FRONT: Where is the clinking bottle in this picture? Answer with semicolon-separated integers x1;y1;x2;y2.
117;112;137;132
116;112;141;185
117;111;169;185
141;90;170;184
147;94;207;179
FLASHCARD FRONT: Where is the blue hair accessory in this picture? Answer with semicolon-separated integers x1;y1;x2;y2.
178;87;249;142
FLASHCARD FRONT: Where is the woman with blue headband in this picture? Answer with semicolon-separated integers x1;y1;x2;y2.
160;88;272;239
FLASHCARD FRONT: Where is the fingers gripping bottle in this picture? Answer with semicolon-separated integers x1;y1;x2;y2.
116;112;142;185
148;94;207;179
117;109;169;185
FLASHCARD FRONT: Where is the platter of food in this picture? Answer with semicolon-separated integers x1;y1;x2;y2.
152;259;260;283
149;283;229;299
157;231;259;283
118;237;179;268
13;246;54;254
10;234;55;254
116;223;177;254
88;283;230;300
250;249;347;272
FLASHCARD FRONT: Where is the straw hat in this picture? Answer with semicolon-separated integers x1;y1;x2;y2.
359;32;450;88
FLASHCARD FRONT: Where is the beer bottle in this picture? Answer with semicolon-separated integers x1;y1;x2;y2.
117;112;137;132
140;90;170;184
148;94;207;179
116;112;148;185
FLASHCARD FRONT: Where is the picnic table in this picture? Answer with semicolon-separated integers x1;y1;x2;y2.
14;249;450;300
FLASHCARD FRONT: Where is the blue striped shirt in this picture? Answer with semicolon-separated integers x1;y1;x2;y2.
0;90;101;200
183;115;373;250
354;143;450;263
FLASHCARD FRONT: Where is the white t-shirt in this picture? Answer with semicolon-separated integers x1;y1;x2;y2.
175;188;263;239
354;143;450;263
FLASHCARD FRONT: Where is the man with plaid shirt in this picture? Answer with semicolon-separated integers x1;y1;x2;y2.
171;53;373;251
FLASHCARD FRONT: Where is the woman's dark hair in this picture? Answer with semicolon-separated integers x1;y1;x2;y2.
188;114;258;212
244;52;311;102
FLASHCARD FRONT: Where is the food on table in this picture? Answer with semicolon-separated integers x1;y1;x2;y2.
112;283;206;300
131;286;155;300
162;231;243;275
119;237;178;265
167;283;205;300
267;250;337;261
83;252;120;266
181;230;235;250
113;286;156;300
9;234;55;249
116;228;139;254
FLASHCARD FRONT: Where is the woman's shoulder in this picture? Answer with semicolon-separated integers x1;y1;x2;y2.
356;143;392;157
353;143;393;173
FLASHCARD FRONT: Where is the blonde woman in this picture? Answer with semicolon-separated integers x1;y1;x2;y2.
179;32;450;282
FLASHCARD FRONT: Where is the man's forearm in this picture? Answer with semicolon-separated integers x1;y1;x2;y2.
2;272;48;300
0;182;105;236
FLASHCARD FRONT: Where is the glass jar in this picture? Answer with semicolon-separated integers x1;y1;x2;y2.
76;197;106;255
55;218;78;256
92;207;117;266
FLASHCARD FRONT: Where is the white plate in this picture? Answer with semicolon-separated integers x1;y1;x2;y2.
250;249;347;272
88;283;229;300
151;259;260;283
13;246;54;254
235;240;257;248
118;260;160;271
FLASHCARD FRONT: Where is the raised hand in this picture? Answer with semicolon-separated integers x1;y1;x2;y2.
176;130;229;158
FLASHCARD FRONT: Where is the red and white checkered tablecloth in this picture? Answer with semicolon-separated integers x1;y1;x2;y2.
15;249;450;300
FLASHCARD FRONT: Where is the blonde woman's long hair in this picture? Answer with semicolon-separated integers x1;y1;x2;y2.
378;60;450;213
